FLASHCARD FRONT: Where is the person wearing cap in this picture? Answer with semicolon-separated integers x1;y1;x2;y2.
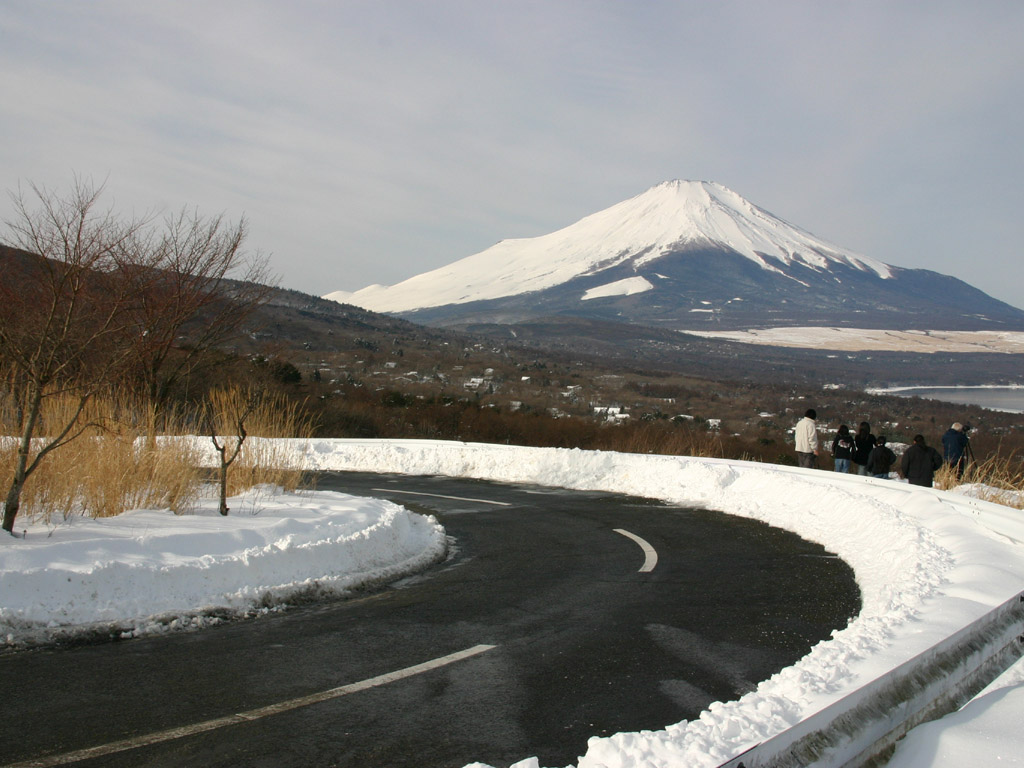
942;422;970;479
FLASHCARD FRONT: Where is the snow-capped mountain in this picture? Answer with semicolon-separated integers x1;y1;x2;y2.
328;181;1024;332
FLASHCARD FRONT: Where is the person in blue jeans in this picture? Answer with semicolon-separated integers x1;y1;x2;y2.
852;421;877;476
831;424;854;473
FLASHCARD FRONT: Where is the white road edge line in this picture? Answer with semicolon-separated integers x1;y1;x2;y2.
372;488;513;506
614;528;659;572
5;644;498;768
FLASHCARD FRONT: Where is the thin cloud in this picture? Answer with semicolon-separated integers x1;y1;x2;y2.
1;1;1021;307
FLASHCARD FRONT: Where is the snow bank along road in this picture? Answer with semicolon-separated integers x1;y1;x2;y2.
294;440;1024;768
4;438;1024;767
0;472;858;768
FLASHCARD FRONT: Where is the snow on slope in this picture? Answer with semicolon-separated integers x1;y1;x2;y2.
581;276;654;301
322;289;353;304
336;181;893;314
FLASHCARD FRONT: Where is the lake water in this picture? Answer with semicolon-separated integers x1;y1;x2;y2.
884;387;1024;414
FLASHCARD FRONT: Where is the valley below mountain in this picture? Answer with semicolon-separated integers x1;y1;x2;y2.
244;286;1024;473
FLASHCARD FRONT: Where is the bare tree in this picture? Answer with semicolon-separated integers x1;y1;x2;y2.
206;388;261;516
120;209;274;420
0;180;144;532
0;179;275;533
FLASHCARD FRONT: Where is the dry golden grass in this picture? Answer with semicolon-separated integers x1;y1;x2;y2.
1;393;203;523
601;420;726;458
2;387;315;524
933;462;959;492
936;449;1024;510
205;386;315;496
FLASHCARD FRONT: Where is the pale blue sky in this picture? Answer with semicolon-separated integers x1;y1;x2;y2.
2;1;1022;308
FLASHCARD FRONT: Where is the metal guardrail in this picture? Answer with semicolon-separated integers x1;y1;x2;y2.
317;440;1024;767
717;591;1024;768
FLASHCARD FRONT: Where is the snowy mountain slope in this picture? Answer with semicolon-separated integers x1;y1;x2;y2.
340;181;892;314
329;181;1024;332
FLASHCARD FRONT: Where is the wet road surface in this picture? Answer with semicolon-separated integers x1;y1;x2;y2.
0;472;860;768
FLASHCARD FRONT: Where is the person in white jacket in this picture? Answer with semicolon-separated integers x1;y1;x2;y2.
794;408;820;468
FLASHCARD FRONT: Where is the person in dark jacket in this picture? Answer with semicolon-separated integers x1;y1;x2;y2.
831;424;855;473
865;436;897;479
851;421;876;476
901;434;943;487
942;422;970;479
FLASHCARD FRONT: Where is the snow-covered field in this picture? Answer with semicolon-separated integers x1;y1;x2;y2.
3;439;1023;768
684;327;1024;354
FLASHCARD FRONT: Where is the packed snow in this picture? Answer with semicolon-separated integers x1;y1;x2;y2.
885;653;1024;768
3;438;1023;768
0;483;447;645
336;181;892;314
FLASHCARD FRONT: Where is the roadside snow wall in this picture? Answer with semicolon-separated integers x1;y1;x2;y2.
284;438;1024;768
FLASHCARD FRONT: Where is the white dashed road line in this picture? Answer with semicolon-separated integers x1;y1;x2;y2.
614;528;659;572
372;488;513;506
4;644;498;768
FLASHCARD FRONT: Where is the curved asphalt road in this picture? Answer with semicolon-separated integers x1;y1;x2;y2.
0;472;860;768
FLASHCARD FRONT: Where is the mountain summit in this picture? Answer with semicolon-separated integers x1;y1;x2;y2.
329;181;1024;332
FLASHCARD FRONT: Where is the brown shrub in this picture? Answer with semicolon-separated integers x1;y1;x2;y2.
1;393;202;523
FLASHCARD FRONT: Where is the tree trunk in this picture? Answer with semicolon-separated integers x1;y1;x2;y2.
2;477;24;533
208;392;254;516
2;386;41;533
218;447;230;516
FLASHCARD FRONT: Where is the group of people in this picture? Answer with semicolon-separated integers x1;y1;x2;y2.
796;411;896;478
794;409;972;488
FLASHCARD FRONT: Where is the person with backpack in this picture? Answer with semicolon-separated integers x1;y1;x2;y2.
831;424;855;473
901;434;943;487
865;436;897;478
851;421;876;476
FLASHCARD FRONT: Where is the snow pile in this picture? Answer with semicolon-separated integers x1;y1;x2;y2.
1;484;446;646
885;654;1024;767
292;439;1024;767
3;438;1024;767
